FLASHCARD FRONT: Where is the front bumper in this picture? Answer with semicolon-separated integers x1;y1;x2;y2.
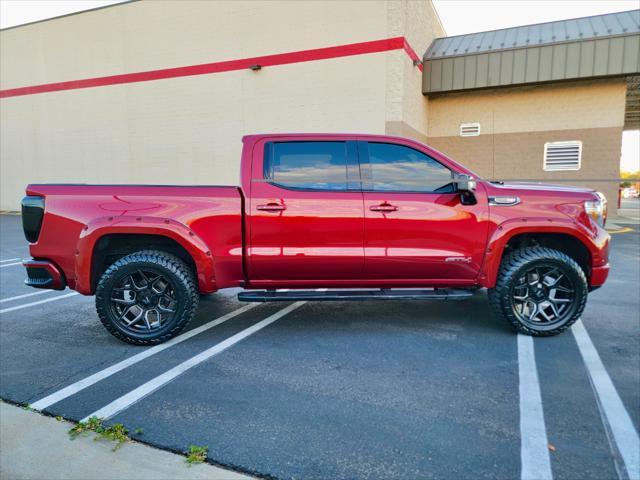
590;263;610;287
23;259;66;290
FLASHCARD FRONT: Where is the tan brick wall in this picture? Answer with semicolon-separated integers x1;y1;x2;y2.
428;126;622;204
427;79;627;137
425;79;626;205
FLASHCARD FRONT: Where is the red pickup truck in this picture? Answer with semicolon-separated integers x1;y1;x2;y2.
21;134;610;344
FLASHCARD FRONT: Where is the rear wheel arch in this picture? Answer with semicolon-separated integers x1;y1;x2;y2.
73;219;217;295
90;233;198;292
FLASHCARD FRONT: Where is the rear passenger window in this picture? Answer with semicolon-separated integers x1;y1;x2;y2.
365;143;454;193
264;142;348;191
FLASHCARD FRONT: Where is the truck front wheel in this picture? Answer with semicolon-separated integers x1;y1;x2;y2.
95;250;199;345
488;247;588;336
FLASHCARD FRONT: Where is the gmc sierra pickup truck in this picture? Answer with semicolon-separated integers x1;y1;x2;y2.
21;134;610;344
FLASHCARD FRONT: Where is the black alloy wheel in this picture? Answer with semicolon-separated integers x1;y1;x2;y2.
511;264;577;329
488;246;588;336
110;268;178;334
95;250;198;345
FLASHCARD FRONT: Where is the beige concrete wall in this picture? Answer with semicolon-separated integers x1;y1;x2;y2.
426;79;627;203
385;0;445;142
0;0;390;89
1;54;386;193
2;0;443;210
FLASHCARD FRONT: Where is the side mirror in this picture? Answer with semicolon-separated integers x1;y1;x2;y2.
453;173;476;192
453;173;477;205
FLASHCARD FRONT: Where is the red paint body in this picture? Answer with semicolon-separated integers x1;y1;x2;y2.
24;134;610;295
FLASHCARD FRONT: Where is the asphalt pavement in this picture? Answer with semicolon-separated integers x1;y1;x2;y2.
0;214;638;480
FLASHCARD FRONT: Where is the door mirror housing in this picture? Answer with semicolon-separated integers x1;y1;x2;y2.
453;173;477;205
453;173;476;192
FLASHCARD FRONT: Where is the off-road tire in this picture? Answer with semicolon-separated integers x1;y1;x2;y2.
95;250;199;345
488;246;588;336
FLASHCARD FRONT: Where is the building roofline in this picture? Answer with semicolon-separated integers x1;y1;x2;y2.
0;0;136;32
426;31;640;61
429;8;639;44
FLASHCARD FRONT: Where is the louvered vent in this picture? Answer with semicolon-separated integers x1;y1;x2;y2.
459;123;480;137
543;141;582;171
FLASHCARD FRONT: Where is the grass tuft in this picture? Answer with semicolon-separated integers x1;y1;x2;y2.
68;416;133;451
185;445;208;466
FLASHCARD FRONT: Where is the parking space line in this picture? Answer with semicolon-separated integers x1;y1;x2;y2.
0;292;79;314
0;262;22;268
31;303;258;411
82;301;306;422
0;258;20;263
518;334;553;480
0;290;53;304
572;320;640;480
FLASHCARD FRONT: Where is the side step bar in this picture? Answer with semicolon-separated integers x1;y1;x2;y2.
238;289;475;302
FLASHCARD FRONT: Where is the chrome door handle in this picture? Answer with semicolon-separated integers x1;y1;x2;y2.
370;204;398;212
257;203;286;212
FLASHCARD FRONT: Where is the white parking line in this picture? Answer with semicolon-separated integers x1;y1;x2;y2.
0;290;53;304
518;334;553;480
0;262;22;268
31;303;258;411
572;320;640;480
0;292;79;314
0;258;20;263
82;301;306;422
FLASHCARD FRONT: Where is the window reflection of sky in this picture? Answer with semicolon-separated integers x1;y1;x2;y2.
266;141;454;192
270;142;347;190
275;158;347;190
368;143;453;192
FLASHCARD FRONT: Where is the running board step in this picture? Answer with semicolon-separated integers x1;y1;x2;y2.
238;289;474;302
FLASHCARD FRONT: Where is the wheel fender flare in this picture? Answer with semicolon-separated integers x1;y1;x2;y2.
74;216;216;295
480;218;596;288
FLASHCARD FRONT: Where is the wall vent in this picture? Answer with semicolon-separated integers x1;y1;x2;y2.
459;123;480;137
543;141;582;171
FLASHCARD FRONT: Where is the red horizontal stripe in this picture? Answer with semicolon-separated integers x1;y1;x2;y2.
402;38;423;72
1;36;420;99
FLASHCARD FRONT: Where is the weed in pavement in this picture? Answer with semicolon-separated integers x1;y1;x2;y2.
186;445;208;466
68;416;133;451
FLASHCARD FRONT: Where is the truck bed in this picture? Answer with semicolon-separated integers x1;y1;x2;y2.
26;184;245;294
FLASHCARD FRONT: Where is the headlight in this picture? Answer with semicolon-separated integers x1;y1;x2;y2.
585;192;607;227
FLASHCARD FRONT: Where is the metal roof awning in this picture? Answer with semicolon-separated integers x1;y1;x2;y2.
422;10;640;101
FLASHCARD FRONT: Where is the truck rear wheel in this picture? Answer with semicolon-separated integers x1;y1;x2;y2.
95;250;199;345
488;246;587;336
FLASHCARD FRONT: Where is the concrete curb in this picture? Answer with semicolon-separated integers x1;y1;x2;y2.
0;402;252;480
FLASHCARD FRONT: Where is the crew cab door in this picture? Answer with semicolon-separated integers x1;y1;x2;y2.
359;139;488;281
247;138;364;282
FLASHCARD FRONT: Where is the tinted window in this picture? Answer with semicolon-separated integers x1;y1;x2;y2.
264;142;348;190
365;143;453;192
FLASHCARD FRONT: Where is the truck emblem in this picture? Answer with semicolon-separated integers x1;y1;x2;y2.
445;257;472;263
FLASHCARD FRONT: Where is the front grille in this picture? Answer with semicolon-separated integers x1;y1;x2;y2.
21;196;45;243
